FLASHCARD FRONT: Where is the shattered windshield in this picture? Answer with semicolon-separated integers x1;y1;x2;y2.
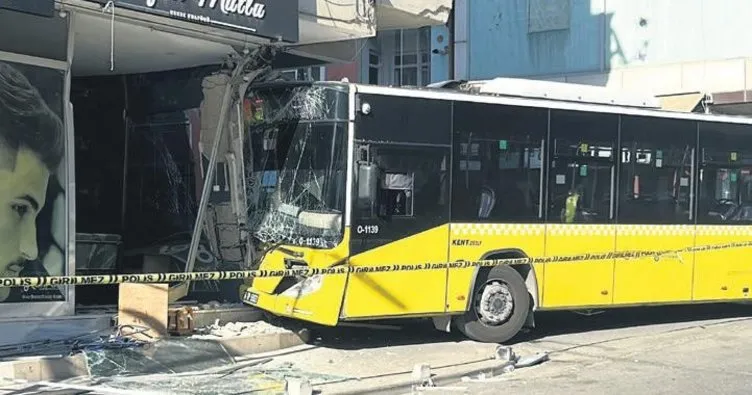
243;83;348;249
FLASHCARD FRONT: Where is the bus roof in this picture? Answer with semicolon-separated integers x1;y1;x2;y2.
349;81;752;126
460;77;661;109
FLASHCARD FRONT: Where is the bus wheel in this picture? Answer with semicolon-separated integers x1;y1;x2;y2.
455;265;530;343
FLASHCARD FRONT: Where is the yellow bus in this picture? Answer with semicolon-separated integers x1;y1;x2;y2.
239;78;752;343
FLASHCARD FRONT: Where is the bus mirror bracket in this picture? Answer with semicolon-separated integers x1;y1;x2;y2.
357;162;380;211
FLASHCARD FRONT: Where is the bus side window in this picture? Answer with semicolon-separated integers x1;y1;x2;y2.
617;116;696;224
362;146;449;221
697;122;752;224
451;102;547;223
547;110;618;224
380;172;414;217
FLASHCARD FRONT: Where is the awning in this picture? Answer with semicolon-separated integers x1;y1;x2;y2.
656;92;706;112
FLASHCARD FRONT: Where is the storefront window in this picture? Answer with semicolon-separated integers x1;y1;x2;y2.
369;51;380;85
0;60;67;304
280;66;327;82
0;7;71;312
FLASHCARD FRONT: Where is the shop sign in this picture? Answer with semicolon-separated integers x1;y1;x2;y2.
90;0;299;43
0;0;55;17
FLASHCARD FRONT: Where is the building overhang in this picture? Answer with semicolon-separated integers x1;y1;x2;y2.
375;0;452;30
61;0;377;76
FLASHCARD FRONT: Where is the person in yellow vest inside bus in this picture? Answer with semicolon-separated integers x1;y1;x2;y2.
561;185;583;223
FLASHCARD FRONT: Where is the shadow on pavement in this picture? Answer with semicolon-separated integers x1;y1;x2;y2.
510;302;752;344
303;302;752;349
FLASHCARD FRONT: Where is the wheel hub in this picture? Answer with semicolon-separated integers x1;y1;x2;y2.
477;281;514;325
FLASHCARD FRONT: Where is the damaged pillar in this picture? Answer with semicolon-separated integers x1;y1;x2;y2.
170;50;270;303
197;73;247;268
169;72;247;303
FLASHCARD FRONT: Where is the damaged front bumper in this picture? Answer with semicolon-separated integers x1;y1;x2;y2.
240;268;348;327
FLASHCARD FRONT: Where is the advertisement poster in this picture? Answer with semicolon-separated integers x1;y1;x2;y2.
0;60;66;303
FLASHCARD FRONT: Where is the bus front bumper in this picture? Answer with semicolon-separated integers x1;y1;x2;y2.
239;274;346;326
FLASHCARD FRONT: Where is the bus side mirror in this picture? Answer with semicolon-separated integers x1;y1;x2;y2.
357;162;380;210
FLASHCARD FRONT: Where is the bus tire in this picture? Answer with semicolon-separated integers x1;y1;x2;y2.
455;265;530;343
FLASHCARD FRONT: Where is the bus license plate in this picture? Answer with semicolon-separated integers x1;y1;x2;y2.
243;291;259;305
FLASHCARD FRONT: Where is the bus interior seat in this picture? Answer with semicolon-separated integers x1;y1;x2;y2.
479;185;496;218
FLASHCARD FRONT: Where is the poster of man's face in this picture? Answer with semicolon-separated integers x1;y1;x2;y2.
0;60;66;303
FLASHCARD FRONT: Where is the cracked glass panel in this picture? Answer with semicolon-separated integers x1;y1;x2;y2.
243;83;348;250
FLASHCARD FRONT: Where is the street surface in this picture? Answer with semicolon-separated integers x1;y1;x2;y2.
293;302;752;394
3;302;752;394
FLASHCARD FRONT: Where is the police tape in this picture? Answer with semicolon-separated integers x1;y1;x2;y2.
2;239;752;288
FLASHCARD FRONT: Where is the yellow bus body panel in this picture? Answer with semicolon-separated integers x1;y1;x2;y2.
613;225;694;304
245;223;752;325
542;224;616;308
342;225;450;318
693;226;752;301
445;224;545;312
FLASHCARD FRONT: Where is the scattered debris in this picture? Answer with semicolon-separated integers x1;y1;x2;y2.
462;347;550;383
285;376;313;395
191;319;292;339
216;357;272;378
83;338;234;377
494;345;516;362
494;346;549;369
515;352;549;368
408;363;468;393
0;325;147;359
86;361;354;395
411;363;434;387
168;306;195;336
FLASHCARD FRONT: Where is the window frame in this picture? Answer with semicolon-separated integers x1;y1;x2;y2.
368;49;380;85
547;109;619;224
279;66;327;82
696;121;752;225
450;101;549;224
615;115;698;225
393;27;431;87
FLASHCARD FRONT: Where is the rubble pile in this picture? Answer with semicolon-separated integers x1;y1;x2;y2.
191;319;291;339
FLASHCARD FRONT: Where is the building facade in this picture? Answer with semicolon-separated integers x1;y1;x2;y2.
452;0;752;113
325;24;452;86
0;0;452;345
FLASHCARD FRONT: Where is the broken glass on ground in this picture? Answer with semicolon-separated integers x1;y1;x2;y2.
84;338;233;377
88;361;354;395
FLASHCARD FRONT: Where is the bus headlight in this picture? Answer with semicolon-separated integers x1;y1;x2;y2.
281;275;324;298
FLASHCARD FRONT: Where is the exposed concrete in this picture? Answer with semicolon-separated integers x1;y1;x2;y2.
0;314;112;348
189;305;264;329
192;318;310;357
0;354;88;382
210;329;310;357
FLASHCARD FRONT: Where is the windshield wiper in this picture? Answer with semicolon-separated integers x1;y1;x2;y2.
252;236;303;267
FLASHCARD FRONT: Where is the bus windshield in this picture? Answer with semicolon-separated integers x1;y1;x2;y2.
243;83;348;249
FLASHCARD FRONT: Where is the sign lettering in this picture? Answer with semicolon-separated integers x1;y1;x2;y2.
146;0;268;20
86;0;299;42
